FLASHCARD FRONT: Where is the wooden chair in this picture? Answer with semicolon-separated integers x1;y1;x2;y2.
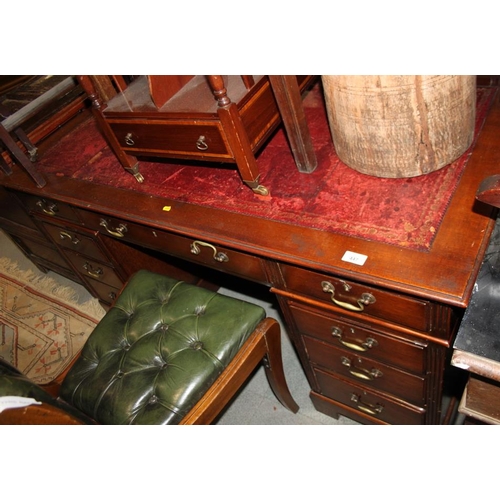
77;75;317;195
0;76;86;188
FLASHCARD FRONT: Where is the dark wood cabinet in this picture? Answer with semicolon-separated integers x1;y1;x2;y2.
272;264;455;424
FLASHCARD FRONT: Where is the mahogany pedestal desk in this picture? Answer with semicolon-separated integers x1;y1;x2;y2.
1;87;500;425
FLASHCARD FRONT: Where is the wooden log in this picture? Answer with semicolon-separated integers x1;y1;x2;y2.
321;75;476;178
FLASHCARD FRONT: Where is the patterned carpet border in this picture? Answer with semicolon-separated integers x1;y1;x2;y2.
0;257;105;384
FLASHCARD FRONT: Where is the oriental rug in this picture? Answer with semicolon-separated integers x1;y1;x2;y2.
0;257;105;384
37;82;497;251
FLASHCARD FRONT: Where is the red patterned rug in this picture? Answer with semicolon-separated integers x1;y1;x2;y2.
38;83;497;251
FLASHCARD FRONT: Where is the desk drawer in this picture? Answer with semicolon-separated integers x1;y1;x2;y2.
279;264;431;332
16;192;81;223
14;236;72;274
108;119;231;159
290;303;426;374
85;280;120;306
314;368;426;425
304;336;425;405
78;211;269;284
41;221;109;263
63;252;123;289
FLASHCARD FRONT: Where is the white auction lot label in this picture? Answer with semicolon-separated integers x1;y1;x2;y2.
341;251;368;266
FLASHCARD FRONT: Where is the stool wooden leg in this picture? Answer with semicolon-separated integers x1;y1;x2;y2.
261;319;300;414
180;317;299;424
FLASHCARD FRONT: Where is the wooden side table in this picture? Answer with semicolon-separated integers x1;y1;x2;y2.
78;75;317;195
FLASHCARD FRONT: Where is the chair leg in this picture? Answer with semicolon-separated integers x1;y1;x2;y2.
262;318;300;414
180;317;298;424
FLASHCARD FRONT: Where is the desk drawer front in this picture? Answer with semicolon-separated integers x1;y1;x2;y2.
314;368;426;425
79;211;269;284
41;221;108;263
279;264;431;331
14;237;71;273
304;336;425;405
108;120;231;159
64;252;123;289
290;303;426;374
16;192;81;223
85;280;120;306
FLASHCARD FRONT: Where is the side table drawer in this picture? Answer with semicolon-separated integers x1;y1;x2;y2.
304;336;426;406
107;120;231;159
78;210;270;284
279;263;431;332
314;368;426;425
290;302;426;374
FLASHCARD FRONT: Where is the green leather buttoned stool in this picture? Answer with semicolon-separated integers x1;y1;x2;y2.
0;270;298;424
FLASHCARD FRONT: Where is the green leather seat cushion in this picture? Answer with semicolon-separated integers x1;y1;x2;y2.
60;270;265;424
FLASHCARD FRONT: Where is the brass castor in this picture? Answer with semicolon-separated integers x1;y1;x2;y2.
252;185;269;196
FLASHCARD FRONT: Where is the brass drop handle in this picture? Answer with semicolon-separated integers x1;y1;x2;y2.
341;356;383;380
100;219;128;238
59;231;80;245
190;240;229;262
36;199;58;216
351;394;383;415
321;281;376;312
83;262;103;279
331;326;378;352
195;135;208;150
124;133;135;146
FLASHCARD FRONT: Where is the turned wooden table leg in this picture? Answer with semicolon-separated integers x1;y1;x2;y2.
77;76;143;183
207;75;269;196
269;75;317;173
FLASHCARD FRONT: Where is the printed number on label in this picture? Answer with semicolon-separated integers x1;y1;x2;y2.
341;251;368;266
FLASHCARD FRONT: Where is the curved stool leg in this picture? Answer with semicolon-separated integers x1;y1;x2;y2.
261;319;300;414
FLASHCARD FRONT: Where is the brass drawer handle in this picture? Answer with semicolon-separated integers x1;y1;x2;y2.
36;199;58;216
331;326;378;352
191;240;229;262
100;219;128;238
83;262;103;279
124;133;135;146
59;231;80;245
350;394;383;416
195;135;208;151
190;240;229;262
321;281;376;312
341;356;383;380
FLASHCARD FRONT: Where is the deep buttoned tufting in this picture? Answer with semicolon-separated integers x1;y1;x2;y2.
59;270;265;424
